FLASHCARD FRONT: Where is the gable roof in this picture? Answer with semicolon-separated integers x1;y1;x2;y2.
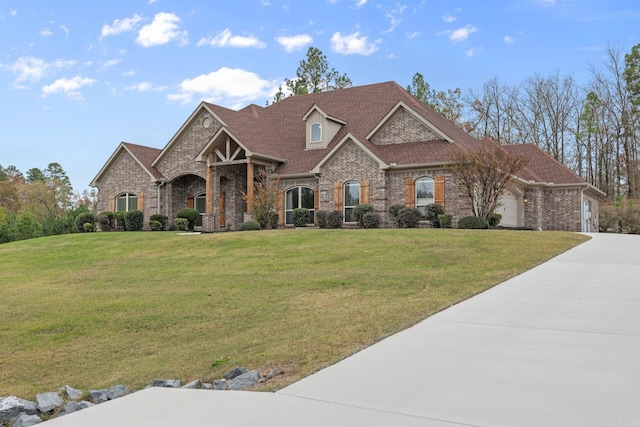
91;142;162;187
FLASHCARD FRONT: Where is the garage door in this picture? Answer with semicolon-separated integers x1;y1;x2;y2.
496;190;518;227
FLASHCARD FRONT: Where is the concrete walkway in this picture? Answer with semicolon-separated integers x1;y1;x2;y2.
44;233;640;426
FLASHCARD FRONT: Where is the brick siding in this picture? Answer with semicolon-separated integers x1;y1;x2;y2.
370;108;438;145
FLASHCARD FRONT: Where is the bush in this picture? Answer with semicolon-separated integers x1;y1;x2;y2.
174;218;189;231
425;203;445;228
388;204;406;228
438;214;453;228
176;208;200;230
458;216;489;229
316;210;328;229
97;214;113;231
268;211;279;229
353;204;375;228
239;220;261;231
150;214;168;230
14;213;43;240
326;210;343;229
124;210;144;231
149;220;163;231
362;212;381;229
75;212;95;233
42;213;75;236
83;222;94;232
114;211;126;230
398;207;421;228
97;211;115;229
489;213;502;227
292;208;310;227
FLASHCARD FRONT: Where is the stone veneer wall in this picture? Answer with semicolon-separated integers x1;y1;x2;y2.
370;108;438;145
169;175;206;220
95;150;158;229
212;164;247;231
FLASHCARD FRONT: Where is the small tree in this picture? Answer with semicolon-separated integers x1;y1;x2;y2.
242;171;280;229
449;143;528;222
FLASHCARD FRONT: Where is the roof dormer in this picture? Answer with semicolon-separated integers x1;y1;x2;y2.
302;104;346;150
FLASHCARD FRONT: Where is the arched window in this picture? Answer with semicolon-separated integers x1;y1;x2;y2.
285;186;315;225
310;122;322;143
415;177;434;219
115;192;137;212
195;193;206;226
344;181;360;223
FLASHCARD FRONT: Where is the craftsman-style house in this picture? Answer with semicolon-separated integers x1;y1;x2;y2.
91;81;603;232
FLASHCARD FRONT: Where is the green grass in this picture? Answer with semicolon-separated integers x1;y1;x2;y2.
0;229;588;398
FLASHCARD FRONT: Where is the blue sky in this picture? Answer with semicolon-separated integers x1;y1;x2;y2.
1;0;638;192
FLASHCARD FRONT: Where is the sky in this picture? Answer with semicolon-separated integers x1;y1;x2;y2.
0;0;638;193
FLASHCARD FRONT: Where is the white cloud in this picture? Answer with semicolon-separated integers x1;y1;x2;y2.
40;28;53;37
355;0;367;8
442;13;457;23
465;47;483;57
167;67;279;108
136;12;187;47
101;59;121;68
261;0;271;5
10;9;17;17
383;4;407;33
330;32;378;55
503;35;516;44
4;57;75;85
275;34;313;52
197;28;266;48
101;14;144;39
125;82;167;92
41;75;95;100
60;25;69;39
406;31;420;39
438;25;478;43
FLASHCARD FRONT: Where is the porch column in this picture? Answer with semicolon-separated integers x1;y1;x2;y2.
246;158;254;214
205;153;213;214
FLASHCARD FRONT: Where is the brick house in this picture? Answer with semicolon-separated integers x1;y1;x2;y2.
91;81;604;232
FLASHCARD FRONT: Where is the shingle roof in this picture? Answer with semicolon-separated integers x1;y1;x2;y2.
502;143;585;185
122;142;163;179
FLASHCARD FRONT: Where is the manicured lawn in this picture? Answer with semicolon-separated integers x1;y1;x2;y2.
0;229;588;398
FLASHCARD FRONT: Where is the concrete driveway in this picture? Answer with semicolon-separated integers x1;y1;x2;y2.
44;233;640;426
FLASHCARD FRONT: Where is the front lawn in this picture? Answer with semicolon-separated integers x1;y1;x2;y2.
0;229;588;398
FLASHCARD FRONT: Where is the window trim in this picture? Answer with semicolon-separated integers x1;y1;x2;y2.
310;122;322;143
415;177;435;220
115;192;137;212
285;186;315;225
343;181;360;223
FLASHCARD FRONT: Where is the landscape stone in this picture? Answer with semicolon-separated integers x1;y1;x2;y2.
213;380;229;390
10;413;41;427
59;401;94;416
227;370;262;390
107;384;129;400
181;380;201;389
62;385;83;401
223;367;248;381
36;392;63;413
150;379;181;388
89;389;109;404
201;383;213;390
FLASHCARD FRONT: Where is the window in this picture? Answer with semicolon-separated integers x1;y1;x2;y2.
115;192;137;212
195;193;206;226
285;186;315;225
344;181;360;223
310;122;322;143
415;177;434;219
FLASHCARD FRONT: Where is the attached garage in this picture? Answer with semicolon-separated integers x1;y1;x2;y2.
496;189;520;227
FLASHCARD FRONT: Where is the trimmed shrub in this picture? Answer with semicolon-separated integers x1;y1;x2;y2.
362;212;381;229
83;222;94;232
398;207;421;228
268;211;279;229
124;210;144;231
97;214;113;231
489;213;502;227
425;203;445;228
388;204;406;228
292;208;310;227
174;218;189;231
326;210;343;229
239;220;261;231
458;216;489;229
75;212;95;233
150;214;168;230
176;208;200;230
353;204;375;228
97;211;115;229
114;211;126;230
149;220;163;231
438;214;453;228
316;210;328;229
